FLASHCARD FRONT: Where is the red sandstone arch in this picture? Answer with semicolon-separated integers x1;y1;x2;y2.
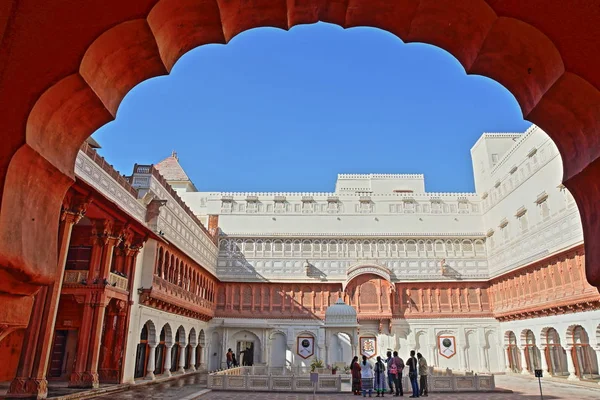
1;0;600;333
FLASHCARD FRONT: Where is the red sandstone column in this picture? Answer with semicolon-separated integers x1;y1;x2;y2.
69;294;95;388
8;200;88;399
83;293;110;388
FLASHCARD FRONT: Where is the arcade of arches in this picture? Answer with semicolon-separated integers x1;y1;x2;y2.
2;0;600;398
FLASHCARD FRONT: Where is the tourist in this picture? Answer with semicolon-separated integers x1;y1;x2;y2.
417;353;428;397
232;352;239;367
351;356;362;395
360;355;374;397
406;350;419;398
393;351;405;396
385;351;396;395
226;348;233;368
374;356;387;397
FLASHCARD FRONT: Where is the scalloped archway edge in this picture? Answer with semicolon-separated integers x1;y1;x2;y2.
344;263;393;291
1;0;600;331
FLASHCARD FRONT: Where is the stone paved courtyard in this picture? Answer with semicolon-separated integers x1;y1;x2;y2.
92;375;600;400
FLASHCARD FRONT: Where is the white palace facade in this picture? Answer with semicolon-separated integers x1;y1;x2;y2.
172;125;600;379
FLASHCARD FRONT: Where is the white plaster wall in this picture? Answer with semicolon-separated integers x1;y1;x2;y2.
473;126;584;277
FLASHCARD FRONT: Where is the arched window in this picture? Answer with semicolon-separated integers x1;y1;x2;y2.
523;330;540;372
545;328;567;376
506;332;521;373
572;326;598;379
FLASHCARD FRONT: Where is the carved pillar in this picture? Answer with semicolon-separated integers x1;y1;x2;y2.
146;345;157;380
539;345;550;374
520;346;530;374
178;339;187;374
479;346;488;372
189;346;197;371
429;344;438;367
459;345;468;371
8;200;88;398
428;289;433;312
503;346;511;372
436;288;441;312
163;345;173;377
463;288;470;311
565;346;579;380
83;293;109;388
69;294;95;387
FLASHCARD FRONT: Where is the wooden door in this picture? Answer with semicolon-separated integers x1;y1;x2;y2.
48;330;68;377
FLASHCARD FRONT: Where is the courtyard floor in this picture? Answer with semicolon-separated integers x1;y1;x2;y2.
90;374;600;400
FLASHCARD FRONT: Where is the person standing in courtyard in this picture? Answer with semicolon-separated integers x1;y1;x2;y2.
393;351;405;396
351;356;362;395
361;355;374;397
406;350;419;398
417;353;428;397
385;351;396;395
226;348;233;368
374;356;387;397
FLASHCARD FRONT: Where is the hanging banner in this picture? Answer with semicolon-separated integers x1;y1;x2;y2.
297;336;315;359
360;336;377;359
438;336;457;359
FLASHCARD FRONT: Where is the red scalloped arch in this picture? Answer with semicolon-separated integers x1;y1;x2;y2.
1;0;600;332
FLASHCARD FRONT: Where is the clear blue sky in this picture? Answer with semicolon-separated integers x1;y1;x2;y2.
93;22;531;193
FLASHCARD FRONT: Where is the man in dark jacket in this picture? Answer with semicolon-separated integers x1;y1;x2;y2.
406;350;419;398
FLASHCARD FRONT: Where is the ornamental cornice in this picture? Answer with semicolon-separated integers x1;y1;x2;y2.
213;191;479;198
219;232;487;238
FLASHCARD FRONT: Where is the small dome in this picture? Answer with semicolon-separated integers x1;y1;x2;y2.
325;298;357;326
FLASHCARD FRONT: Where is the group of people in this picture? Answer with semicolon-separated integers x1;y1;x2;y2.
225;346;255;368
350;350;428;398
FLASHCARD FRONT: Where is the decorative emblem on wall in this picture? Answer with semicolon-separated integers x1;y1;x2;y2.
297;336;315;359
360;336;377;359
438;336;456;359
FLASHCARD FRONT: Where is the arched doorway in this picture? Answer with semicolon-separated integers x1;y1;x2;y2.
506;331;521;373
196;329;206;369
134;321;156;379
522;330;541;373
231;330;261;366
544;328;568;376
208;331;221;371
570;326;598;379
154;326;167;375
269;332;287;368
171;326;186;374
187;328;197;371
328;332;353;364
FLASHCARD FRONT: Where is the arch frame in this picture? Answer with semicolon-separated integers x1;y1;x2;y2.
344;263;393;291
1;0;600;333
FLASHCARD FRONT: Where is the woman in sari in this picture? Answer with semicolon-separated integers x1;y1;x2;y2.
351;356;361;395
374;356;387;397
361;355;374;397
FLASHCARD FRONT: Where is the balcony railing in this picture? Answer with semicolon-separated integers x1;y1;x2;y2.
109;272;129;291
150;275;215;316
63;270;89;284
